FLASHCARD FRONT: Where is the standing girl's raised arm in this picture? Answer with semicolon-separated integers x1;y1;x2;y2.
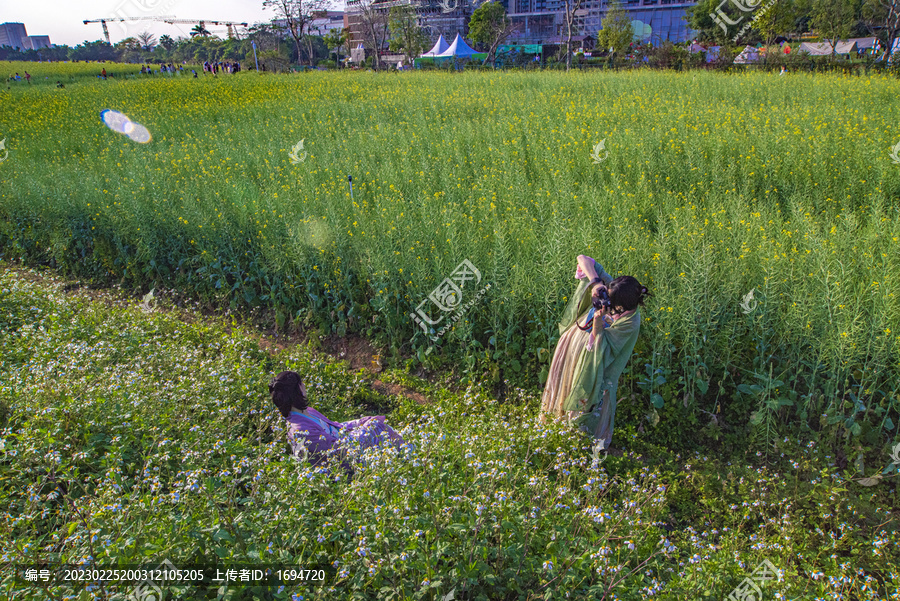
577;255;614;287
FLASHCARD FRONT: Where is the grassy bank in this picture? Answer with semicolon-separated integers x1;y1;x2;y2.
0;265;898;600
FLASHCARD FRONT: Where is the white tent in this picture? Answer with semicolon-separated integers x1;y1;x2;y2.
848;37;877;51
830;40;858;54
733;45;761;64
437;33;479;58
422;35;450;57
799;42;830;56
800;40;857;56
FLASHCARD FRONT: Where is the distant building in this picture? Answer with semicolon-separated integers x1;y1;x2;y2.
24;35;52;50
272;12;345;37
0;22;28;50
307;11;345;36
345;0;469;52
508;0;697;47
344;0;696;59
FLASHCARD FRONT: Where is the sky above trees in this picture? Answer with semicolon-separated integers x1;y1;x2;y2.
5;0;277;46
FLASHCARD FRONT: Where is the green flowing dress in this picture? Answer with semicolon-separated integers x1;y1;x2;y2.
540;264;642;446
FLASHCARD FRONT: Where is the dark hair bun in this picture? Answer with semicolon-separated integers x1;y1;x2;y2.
608;276;650;312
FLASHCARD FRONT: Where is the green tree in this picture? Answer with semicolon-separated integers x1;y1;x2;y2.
68;40;120;62
351;0;390;70
862;0;900;62
562;0;585;71
811;0;862;57
137;31;157;52
389;5;429;66
323;27;348;67
158;35;176;51
751;0;801;52
596;0;633;56
468;1;516;65
190;24;212;37
263;0;314;64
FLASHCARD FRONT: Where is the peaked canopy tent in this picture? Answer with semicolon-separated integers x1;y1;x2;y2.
422;35;450;57
437;34;479;58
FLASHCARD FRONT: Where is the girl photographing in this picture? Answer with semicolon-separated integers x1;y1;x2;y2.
540;255;650;450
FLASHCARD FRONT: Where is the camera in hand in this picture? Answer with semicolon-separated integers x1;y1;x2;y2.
592;286;611;311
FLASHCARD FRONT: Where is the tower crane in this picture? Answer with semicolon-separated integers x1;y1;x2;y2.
83;17;250;44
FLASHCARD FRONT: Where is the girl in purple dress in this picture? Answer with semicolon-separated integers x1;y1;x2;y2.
269;371;404;465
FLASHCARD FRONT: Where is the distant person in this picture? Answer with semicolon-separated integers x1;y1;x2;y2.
24;71;31;84
269;371;404;465
56;80;64;88
101;67;107;79
13;73;21;81
779;66;786;76
192;69;197;78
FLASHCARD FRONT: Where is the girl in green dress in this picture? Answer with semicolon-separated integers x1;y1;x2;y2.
540;255;650;449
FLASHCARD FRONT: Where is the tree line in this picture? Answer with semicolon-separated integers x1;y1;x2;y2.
2;0;897;70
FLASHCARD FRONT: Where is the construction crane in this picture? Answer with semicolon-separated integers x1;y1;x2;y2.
84;17;250;44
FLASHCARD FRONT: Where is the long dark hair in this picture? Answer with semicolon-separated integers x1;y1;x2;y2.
268;371;308;418
608;276;651;314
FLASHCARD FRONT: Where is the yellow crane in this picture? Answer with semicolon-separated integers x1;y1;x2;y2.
83;17;250;43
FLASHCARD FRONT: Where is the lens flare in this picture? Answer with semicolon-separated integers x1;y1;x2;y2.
100;109;152;144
